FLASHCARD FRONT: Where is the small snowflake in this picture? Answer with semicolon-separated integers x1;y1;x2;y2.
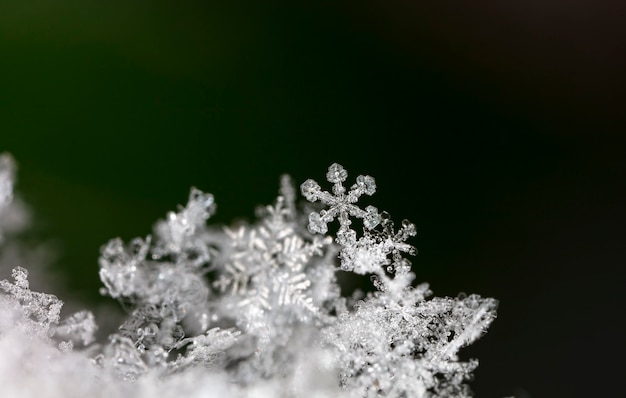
300;163;380;245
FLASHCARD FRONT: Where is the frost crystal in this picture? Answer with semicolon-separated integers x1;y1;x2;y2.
0;157;500;398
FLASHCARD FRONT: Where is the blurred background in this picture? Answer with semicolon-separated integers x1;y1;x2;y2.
1;1;624;396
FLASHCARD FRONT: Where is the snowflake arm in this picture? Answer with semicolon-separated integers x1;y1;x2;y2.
152;187;216;267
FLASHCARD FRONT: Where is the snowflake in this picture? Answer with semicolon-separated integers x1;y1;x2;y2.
99;188;215;309
322;285;498;398
212;185;335;356
97;188;219;378
300;163;380;245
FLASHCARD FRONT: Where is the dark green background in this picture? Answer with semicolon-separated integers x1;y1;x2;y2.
1;1;624;397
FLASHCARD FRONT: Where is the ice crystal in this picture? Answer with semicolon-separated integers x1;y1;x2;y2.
209;185;337;379
56;310;98;346
0;266;62;339
0;157;500;398
323;285;497;397
97;188;223;379
301;163;380;241
0;266;97;349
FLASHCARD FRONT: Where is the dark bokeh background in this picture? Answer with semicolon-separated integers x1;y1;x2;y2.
1;1;624;397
